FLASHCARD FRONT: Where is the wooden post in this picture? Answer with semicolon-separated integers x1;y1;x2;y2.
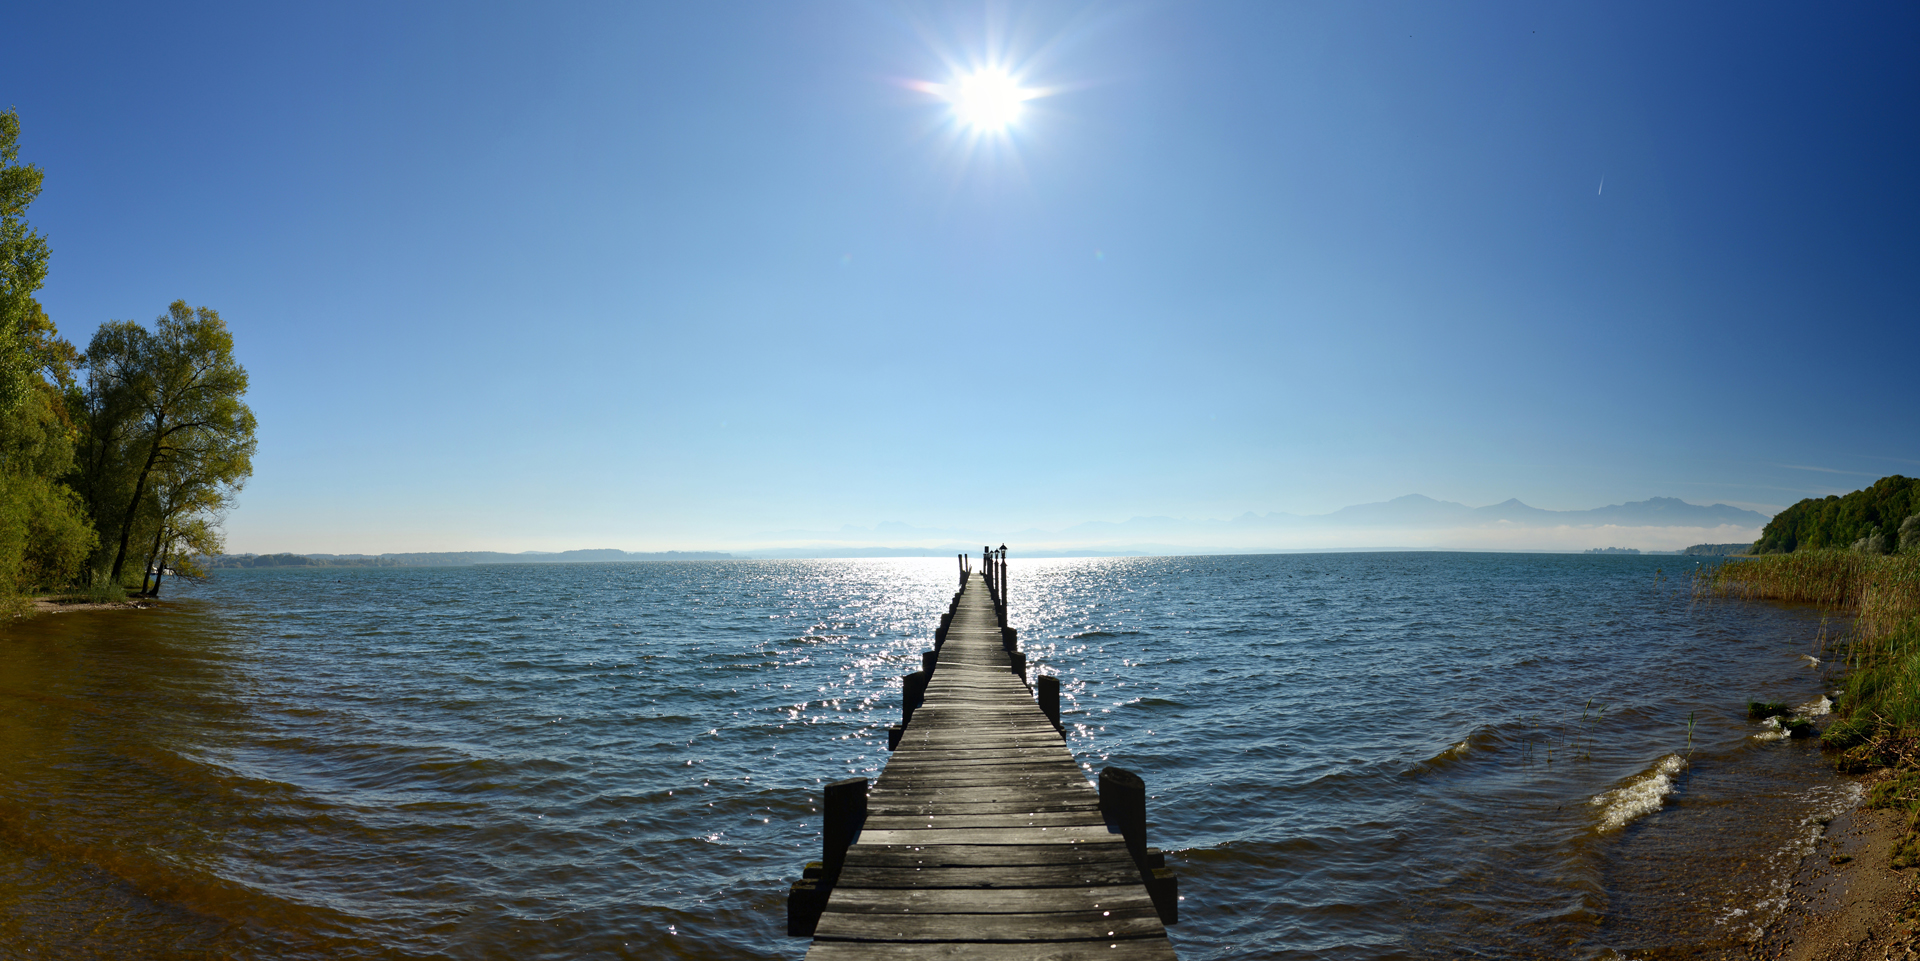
903;670;929;724
1001;627;1018;652
823;777;867;884
1010;651;1027;685
1099;767;1148;867
1038;674;1060;731
922;650;938;674
787;879;824;936
995;547;1007;623
1145;848;1178;925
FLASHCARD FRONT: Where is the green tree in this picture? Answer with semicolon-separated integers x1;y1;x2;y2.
71;319;146;573
0;108;51;412
0;111;94;600
136;428;242;596
145;514;220;598
77;302;255;586
0;380;96;594
1754;476;1920;554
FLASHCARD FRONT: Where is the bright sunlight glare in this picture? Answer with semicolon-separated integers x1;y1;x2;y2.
951;70;1028;132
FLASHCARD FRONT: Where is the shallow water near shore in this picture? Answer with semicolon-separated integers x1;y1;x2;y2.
0;553;1846;959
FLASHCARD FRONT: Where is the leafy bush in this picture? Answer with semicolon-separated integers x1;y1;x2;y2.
0;471;95;594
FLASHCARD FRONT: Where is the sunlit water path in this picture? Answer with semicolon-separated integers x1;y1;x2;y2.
0;554;1844;959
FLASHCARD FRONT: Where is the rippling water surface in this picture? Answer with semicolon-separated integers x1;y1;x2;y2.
0;553;1846;959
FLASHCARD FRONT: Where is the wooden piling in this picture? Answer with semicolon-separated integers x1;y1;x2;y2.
901;670;929;724
1099;767;1148;866
822;777;867;883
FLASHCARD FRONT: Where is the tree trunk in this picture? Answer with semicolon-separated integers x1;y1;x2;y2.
141;520;167;596
151;543;170;598
110;418;166;584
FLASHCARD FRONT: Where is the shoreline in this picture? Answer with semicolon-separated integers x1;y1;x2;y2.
23;597;154;615
1757;770;1920;960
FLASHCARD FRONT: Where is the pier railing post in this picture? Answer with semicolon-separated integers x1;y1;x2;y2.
1099;766;1178;925
1038;674;1060;731
1099;767;1147;866
823;777;867;884
1010;651;1027;686
790;776;867;936
902;670;929;725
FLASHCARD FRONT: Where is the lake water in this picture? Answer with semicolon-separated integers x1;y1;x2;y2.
0;553;1849;959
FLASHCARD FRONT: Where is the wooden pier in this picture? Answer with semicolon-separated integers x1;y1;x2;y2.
787;549;1180;959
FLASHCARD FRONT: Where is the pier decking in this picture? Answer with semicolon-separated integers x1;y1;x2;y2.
789;555;1179;959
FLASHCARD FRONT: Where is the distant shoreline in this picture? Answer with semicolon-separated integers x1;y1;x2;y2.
209;546;1757;567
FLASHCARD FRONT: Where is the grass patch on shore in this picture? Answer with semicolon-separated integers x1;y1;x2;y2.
1703;551;1920;861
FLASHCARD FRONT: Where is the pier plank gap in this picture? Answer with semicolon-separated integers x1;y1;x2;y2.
787;552;1181;959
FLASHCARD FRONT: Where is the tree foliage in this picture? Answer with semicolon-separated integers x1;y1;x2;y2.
1753;475;1920;555
0;109;94;600
0;107;51;412
74;301;255;587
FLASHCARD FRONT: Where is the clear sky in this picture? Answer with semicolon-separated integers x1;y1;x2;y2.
6;2;1917;553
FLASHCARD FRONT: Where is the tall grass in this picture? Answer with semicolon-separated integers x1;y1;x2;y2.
1702;551;1920;862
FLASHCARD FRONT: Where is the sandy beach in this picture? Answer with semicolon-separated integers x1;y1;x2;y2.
1757;774;1920;961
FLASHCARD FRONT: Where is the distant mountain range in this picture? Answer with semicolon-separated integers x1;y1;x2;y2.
1240;494;1764;530
744;495;1770;555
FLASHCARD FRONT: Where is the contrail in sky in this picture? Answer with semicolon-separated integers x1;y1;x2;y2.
1598;176;1604;196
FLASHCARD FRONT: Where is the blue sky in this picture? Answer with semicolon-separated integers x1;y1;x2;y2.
7;2;1917;552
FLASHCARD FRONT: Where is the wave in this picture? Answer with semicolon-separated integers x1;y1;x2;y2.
1589;754;1687;832
1068;630;1142;640
1751;696;1830;741
1406;723;1512;775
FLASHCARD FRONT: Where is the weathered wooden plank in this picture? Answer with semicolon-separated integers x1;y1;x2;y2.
862;811;1111;830
875;767;1090;782
836;862;1145;888
855;825;1115;846
880;747;1078;760
867;801;1101;818
807;941;1178;961
842;843;1135;868
871;783;1096;799
812;906;1164;941
825;886;1155;914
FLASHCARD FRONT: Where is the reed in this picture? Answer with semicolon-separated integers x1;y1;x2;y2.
1703;552;1920;745
1704;551;1920;857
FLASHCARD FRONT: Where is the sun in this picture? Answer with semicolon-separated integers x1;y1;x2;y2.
948;69;1030;132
